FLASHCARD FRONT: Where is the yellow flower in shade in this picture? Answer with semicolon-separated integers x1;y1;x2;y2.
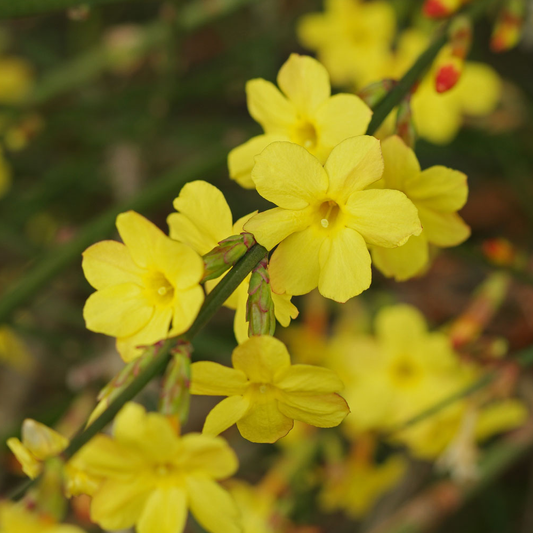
297;0;396;88
73;403;241;533
371;135;470;281
7;419;69;479
228;53;372;188
244;137;422;303
190;335;349;443
228;481;278;533
0;501;85;533
0;325;32;372
167;180;298;343
0;57;33;104
82;210;204;362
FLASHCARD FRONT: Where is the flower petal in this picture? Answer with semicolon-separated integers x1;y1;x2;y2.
203;396;251;437
272;292;299;327
371;233;429;281
375;304;427;352
170;285;204;335
178;433;239;479
190;361;248;396
232;335;291;382
277;54;330;116
237;401;294;443
246;78;297;133
116;306;173;362
83;283;152;338
380;135;421;191
228;134;287;189
314;93;372;160
233;286;250;344
317;228;371;303
244;207;311;251
345;189;421;248
324;136;384;203
457;62;501;116
90;477;152;531
278;392;349;428
408;166;468;212
137;487;187;533
268;226;325;296
82;241;143;290
169;180;233;255
186;475;241;533
251;141;328;209
6;438;41;479
275;364;344;393
418;207;470;247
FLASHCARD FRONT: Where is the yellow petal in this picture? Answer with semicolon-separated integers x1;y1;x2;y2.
116;306;173;362
345;189;421;248
237;401;294;443
169;180;233;255
268;227;325;296
277;54;330;116
317;228;371;303
113;403;180;463
233;287;249;344
272;292;299;327
275;364;344;393
418;207;470;247
296;12;334;50
170;285;204;335
232;335;291;382
244;207;311;251
82;241;143;290
190;362;248;396
409;166;468;212
457;62;501;116
380;135;421;191
90;477;151;531
278;392;349;428
21;419;68;460
314;94;372;160
371;233;429;281
0;326;32;372
475;400;528;442
137;487;187;533
6;438;41;479
246;78;297;134
324;136;384;203
251;141;328;209
232;212;256;235
186;475;241;533
178;433;239;479
157;239;205;292
375;304;427;352
203;396;251;436
228;134;287;189
83;283;153;338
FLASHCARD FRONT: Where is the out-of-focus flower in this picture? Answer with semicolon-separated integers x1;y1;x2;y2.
228;53;371;188
0;56;33;104
7;420;69;479
0;325;32;372
73;402;241;533
82;210;204;361
297;0;396;88
491;0;526;52
245;137;421;302
0;501;86;533
371;135;470;281
168;180;297;342
191;335;349;443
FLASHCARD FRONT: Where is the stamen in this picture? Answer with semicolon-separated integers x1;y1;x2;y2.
158;287;168;296
321;202;335;228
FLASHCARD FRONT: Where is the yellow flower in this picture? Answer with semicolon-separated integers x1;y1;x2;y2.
73;403;241;533
7;419;69;479
244;137;422;303
0;501;85;533
82;210;204;362
297;0;396;88
0;57;33;104
167;180;298;342
0;325;32;372
190;335;349;443
228;53;372;188
228;481;278;533
371;136;470;281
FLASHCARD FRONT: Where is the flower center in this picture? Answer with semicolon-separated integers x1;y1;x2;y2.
293;120;318;150
247;382;277;403
318;200;341;229
389;356;421;387
144;271;175;307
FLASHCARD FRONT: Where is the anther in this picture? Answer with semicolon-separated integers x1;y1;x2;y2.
158;287;168;296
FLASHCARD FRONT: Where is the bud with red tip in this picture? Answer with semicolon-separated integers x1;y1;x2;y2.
491;0;525;52
423;0;461;18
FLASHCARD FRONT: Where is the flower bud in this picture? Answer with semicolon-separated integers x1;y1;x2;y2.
423;0;461;18
491;0;525;52
395;96;416;148
202;232;256;282
247;258;276;337
159;341;192;424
